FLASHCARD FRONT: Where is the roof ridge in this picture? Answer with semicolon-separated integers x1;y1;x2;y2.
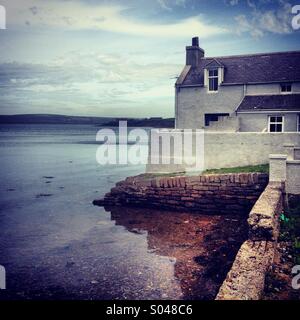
204;50;300;60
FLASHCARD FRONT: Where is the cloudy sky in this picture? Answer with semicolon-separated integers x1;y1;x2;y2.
0;0;299;117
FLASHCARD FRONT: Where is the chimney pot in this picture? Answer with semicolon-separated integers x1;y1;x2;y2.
192;37;199;47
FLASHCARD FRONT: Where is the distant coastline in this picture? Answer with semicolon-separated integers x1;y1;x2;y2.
0;114;175;128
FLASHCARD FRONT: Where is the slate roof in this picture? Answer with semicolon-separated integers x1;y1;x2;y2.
178;51;300;86
236;94;300;112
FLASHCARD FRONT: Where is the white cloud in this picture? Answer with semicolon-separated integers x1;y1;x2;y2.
157;0;187;11
157;0;172;11
246;0;257;10
2;0;227;38
235;1;294;37
235;14;264;37
224;0;239;6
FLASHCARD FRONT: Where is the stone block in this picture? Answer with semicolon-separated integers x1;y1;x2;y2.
248;182;283;241
179;177;186;187
216;240;275;300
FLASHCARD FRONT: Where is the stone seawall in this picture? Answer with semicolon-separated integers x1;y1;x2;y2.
94;173;269;215
216;182;284;300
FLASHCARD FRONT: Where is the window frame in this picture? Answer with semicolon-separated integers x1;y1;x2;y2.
268;115;284;133
280;83;292;94
205;113;229;126
207;68;219;93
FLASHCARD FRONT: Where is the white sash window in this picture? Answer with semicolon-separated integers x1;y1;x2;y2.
268;115;284;132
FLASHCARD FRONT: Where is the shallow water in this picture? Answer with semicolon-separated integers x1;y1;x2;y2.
0;124;247;300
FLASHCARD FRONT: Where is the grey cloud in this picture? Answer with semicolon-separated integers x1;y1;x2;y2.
29;6;38;15
0;53;177;117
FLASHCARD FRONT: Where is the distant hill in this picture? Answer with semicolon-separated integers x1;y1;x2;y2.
102;117;175;128
0;114;114;125
0;114;175;128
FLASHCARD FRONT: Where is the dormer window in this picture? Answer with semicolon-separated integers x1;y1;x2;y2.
281;83;292;93
204;59;224;93
208;69;218;92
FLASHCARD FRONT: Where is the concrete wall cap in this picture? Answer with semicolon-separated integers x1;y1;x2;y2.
287;160;300;164
269;154;287;160
283;144;295;148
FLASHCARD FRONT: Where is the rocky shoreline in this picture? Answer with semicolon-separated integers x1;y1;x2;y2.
94;172;296;300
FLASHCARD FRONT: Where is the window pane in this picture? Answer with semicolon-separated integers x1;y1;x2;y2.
276;124;282;132
209;69;218;77
209;78;213;91
205;113;229;126
270;117;276;122
213;78;218;91
270;124;276;132
209;78;218;91
276;116;283;122
281;84;292;92
205;114;219;126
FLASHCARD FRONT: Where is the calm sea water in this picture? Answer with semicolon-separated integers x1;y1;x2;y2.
0;124;246;300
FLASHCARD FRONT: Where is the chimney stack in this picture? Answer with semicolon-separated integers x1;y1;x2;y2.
186;37;204;67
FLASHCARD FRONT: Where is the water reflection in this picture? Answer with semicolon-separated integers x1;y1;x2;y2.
108;206;248;300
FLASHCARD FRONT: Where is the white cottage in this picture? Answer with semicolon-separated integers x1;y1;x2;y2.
175;37;300;132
